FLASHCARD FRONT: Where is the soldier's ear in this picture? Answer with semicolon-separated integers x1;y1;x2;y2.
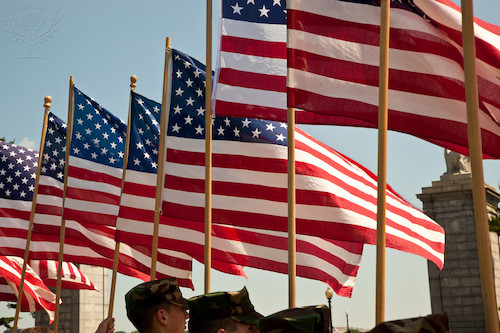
216;329;225;333
157;308;169;325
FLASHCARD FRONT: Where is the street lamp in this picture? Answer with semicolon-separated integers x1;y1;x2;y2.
325;287;333;333
346;310;350;333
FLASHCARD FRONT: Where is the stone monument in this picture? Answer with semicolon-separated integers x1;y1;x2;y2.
34;265;109;333
417;149;500;332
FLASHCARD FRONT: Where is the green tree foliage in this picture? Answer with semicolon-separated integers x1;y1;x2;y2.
0;316;15;329
0;137;15;144
489;200;500;235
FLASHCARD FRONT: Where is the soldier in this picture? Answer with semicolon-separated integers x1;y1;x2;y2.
188;287;262;333
125;277;189;333
256;305;331;333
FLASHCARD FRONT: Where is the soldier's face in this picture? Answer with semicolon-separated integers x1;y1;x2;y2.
165;304;189;333
230;323;259;333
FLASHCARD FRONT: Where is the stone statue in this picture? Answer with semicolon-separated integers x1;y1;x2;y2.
444;149;471;175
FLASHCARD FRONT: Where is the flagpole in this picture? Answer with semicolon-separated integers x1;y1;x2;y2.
460;1;500;331
287;107;297;308
53;76;74;332
11;96;52;333
376;0;390;324
108;75;136;319
152;37;172;280
204;0;213;293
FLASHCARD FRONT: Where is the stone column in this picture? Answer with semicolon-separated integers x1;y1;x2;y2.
417;173;500;332
34;265;109;333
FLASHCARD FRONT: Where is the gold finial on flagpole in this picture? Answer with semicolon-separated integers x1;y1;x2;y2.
130;75;137;91
44;96;52;109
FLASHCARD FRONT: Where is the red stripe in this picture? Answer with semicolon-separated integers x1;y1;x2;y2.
118;205;155;222
288;48;466;101
65;186;120;205
63;209;117;226
221;35;286;59
68;165;121;187
122;181;155;198
288;9;464;62
38;184;63;197
0;207;30;220
35;204;62;216
218;68;286;92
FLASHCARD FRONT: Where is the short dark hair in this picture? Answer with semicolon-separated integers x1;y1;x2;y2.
127;302;172;332
189;316;237;333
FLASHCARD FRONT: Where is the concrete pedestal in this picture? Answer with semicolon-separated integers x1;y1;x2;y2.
34;265;109;333
418;173;500;332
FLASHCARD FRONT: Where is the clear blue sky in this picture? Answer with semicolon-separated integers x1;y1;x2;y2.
1;1;499;332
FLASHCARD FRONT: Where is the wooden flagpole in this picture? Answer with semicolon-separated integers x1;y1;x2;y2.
53;76;74;332
460;1;500;331
205;0;213;293
152;37;172;280
287;107;297;308
108;75;137;318
376;0;390;324
285;1;297;308
11;96;52;333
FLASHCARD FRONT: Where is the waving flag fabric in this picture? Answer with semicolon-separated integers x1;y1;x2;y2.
215;0;500;158
115;92;239;278
63;87;127;226
28;259;97;291
163;49;445;269
157;49;364;296
214;0;353;124
0;256;57;323
31;112;192;286
286;0;500;158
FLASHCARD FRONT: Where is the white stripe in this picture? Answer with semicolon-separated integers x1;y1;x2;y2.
119;193;155;210
0;198;31;211
64;197;119;216
124;169;157;186
220;51;287;76
215;83;286;109
222;18;285;43
36;193;63;207
289;29;465;81
288;67;471;122
67;176;121;197
69;156;123;178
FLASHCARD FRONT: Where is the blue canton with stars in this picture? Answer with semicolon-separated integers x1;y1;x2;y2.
0;142;38;202
71;87;127;167
128;92;161;174
40;112;67;182
168;49;288;146
222;0;286;24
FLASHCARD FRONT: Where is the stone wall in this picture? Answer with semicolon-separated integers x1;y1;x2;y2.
34;265;109;333
418;173;500;332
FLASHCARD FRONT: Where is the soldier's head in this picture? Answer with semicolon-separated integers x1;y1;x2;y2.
188;287;262;333
256;305;331;333
125;277;189;333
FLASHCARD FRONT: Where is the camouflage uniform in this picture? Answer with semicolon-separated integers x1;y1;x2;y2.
256;305;331;333
367;313;450;333
188;287;263;332
125;277;188;319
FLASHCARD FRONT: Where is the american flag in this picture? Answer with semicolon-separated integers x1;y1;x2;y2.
31;111;192;286
28;259;97;291
158;49;366;296
214;0;343;123
163;49;445;269
287;0;500;158
115;91;244;279
0;256;57;323
63;87;127;226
